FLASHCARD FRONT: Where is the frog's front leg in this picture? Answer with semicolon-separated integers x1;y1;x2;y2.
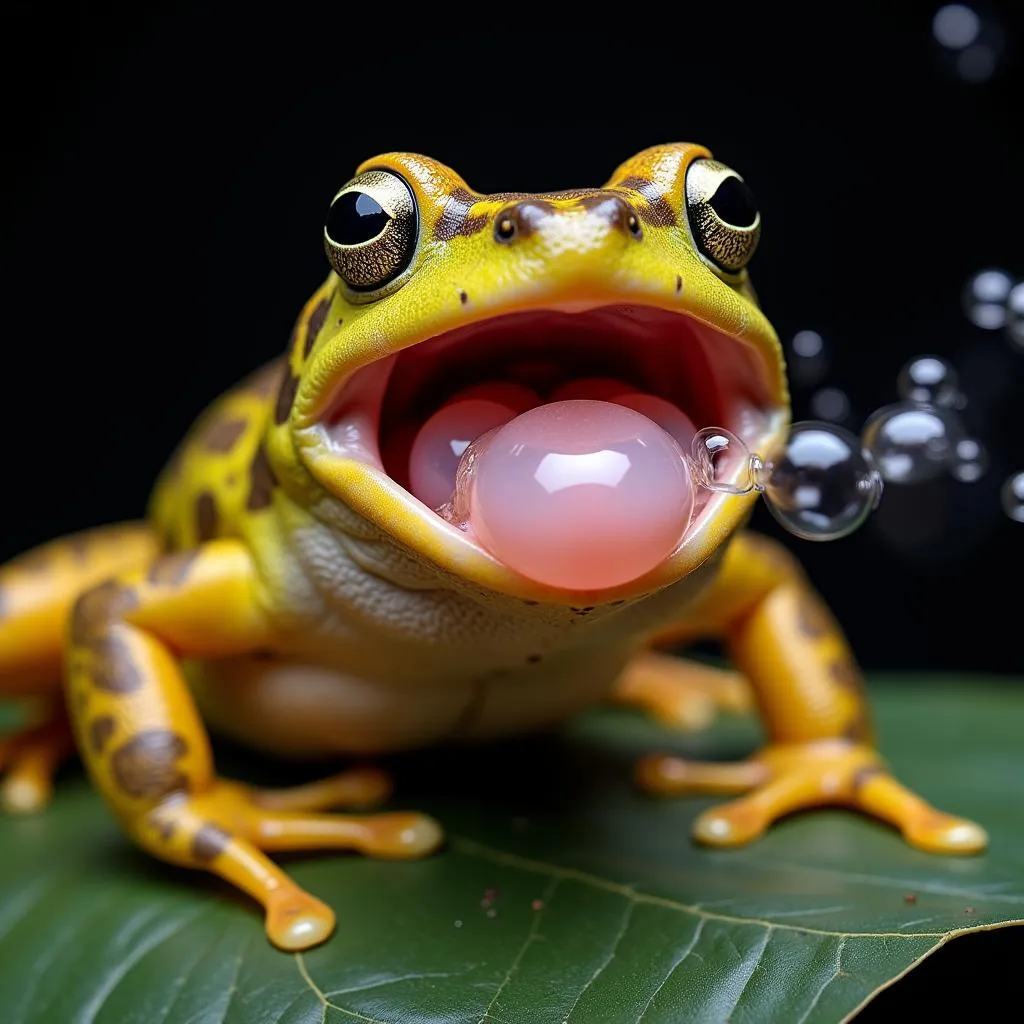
67;539;442;951
635;533;988;855
0;522;162;811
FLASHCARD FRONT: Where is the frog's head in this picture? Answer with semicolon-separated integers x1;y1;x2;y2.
283;144;789;605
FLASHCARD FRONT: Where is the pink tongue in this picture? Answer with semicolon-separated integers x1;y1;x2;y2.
468;400;694;590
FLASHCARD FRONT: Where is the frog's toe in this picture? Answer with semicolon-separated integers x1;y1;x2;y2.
1;772;52;814
249;808;445;860
248;766;394;812
614;653;752;732
850;768;989;855
691;770;824;847
361;811;445;859
645;744;989;856
0;710;75;815
635;753;767;795
904;816;989;855
265;888;336;952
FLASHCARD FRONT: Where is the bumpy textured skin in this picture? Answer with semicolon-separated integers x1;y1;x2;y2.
0;145;987;952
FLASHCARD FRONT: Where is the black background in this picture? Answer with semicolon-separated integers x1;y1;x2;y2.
2;0;1023;1018
4;1;1023;676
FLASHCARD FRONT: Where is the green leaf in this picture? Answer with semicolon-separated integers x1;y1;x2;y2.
1;677;1022;1024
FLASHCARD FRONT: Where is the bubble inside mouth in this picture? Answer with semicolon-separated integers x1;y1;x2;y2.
318;304;777;590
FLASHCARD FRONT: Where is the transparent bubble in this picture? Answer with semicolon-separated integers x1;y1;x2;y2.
435;426;500;527
860;403;963;484
791;330;824;358
810;387;850;422
957;43;997;82
951;438;988;483
689;427;756;494
1002;472;1024;522
787;330;828;387
1006;282;1024;351
896;355;962;409
932;5;980;49
933;9;1006;83
761;422;882;541
963;269;1014;329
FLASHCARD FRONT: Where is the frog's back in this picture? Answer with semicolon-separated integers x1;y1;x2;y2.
148;359;284;549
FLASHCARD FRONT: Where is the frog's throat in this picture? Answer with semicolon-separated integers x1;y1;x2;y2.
297;300;788;604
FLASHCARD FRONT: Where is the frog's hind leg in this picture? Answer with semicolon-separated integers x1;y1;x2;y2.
611;651;752;730
634;533;988;856
0;707;76;812
0;522;161;812
169;773;441;950
66;539;442;952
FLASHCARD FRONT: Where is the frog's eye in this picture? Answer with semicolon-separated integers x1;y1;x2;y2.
684;159;761;274
324;169;418;294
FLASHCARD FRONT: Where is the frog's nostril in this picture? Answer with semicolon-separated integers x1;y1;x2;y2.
495;216;516;242
493;201;553;244
585;195;643;240
493;195;643;246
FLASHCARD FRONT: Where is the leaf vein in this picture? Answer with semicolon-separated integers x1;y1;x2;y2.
478;876;560;1023
219;927;258;1024
295;951;391;1024
12;893;112;1024
723;925;773;1021
0;871;61;938
795;936;845;1024
76;906;207;1024
562;898;637;1023
898;915;943;930
634;917;706;1023
452;837;952;939
327;967;481;999
755;860;1024;904
760;905;852;919
154;910;224;1024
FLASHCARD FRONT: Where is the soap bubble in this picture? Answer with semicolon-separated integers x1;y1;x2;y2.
963;269;1014;329
810;387;851;423
956;44;997;82
933;5;980;49
861;403;963;484
761;422;882;541
787;330;828;387
435;426;500;527
950;438;988;483
1006;282;1024;351
690;427;755;494
932;7;1006;84
1002;473;1024;522
896;355;962;409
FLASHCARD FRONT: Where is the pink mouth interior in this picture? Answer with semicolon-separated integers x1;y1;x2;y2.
320;304;774;589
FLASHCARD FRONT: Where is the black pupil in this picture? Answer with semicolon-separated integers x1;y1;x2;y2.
708;176;757;228
326;191;390;245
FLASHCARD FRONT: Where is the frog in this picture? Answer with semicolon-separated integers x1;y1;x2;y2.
0;143;988;953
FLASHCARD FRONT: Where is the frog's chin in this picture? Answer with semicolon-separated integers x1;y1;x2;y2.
299;301;787;605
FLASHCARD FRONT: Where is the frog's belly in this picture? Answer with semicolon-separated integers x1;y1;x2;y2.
189;655;623;758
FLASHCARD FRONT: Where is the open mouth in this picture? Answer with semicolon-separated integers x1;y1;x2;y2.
310;302;783;593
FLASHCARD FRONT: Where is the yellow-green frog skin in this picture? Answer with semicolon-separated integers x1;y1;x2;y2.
0;144;988;952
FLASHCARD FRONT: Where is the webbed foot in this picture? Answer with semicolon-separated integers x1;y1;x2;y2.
138;768;444;951
0;704;75;813
636;741;988;854
613;652;753;730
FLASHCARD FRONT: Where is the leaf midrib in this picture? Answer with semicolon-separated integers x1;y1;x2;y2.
449;837;991;939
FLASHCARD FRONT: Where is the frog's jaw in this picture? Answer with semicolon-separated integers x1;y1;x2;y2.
297;299;787;606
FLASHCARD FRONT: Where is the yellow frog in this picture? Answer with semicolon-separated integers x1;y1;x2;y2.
0;144;987;953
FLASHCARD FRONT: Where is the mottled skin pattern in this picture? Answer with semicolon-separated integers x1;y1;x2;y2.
0;144;988;952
